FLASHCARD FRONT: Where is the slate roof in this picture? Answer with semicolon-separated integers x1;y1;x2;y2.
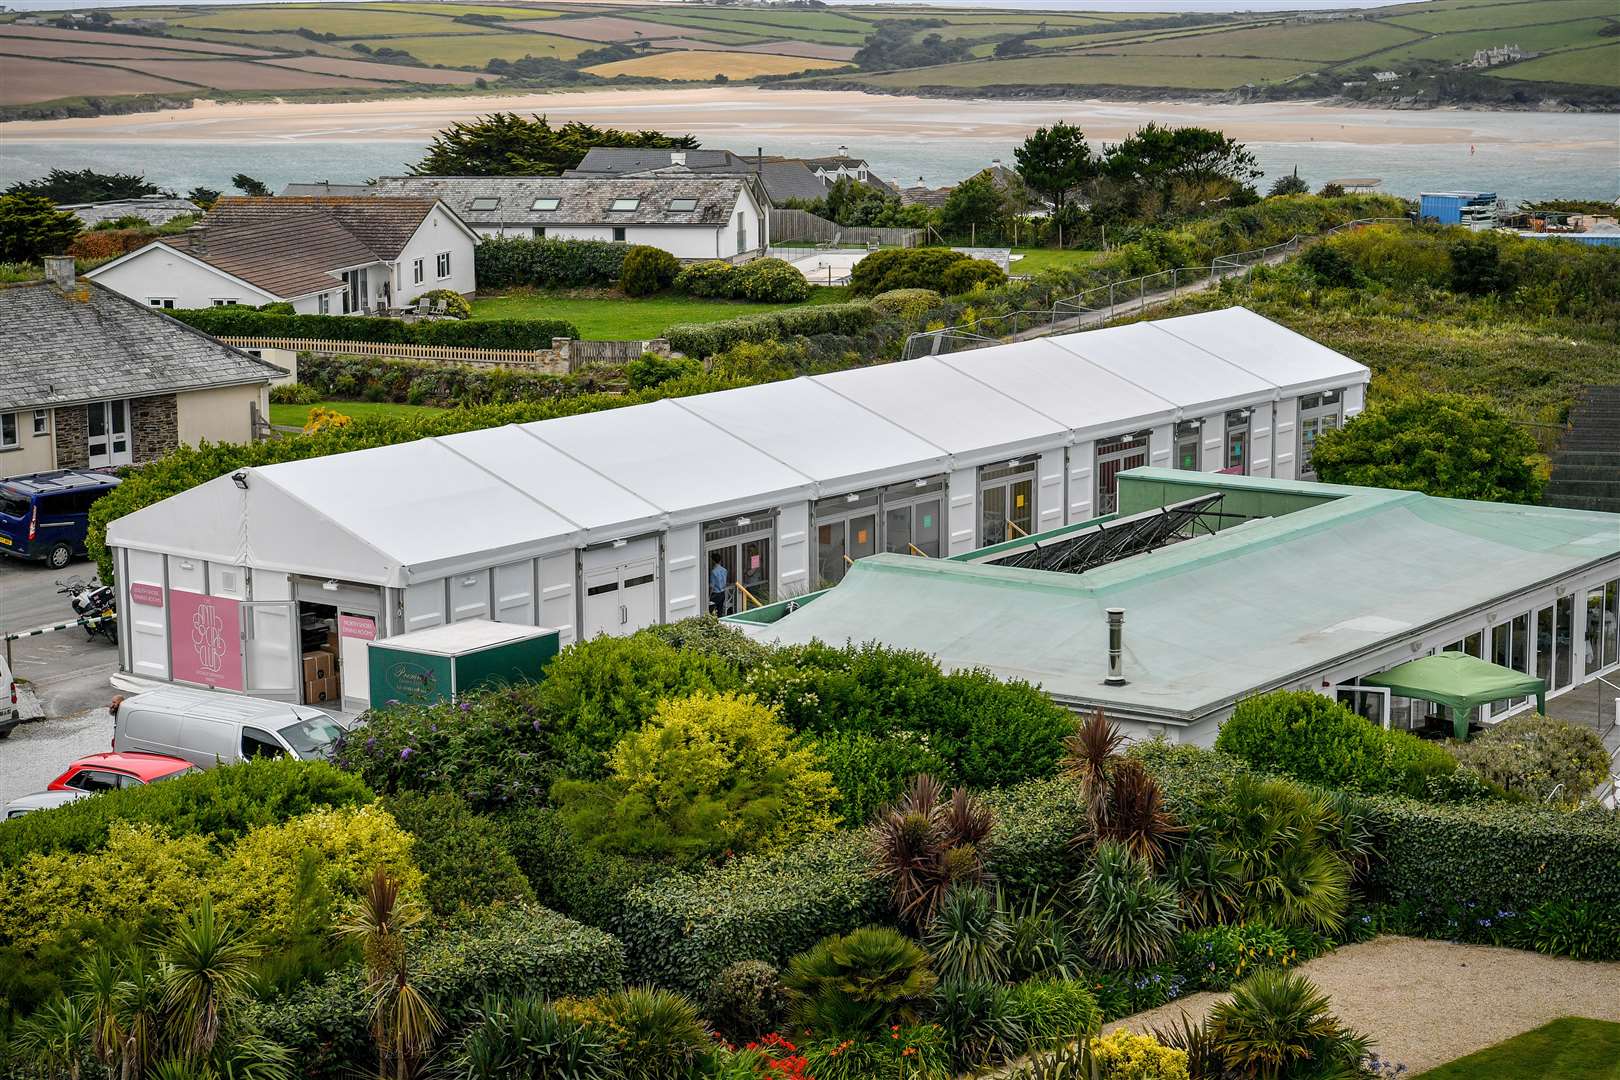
372;175;749;227
572;148;751;173
59;196;200;228
279;182;373;197
124;196;440;300
568;147;825;206
0;279;282;411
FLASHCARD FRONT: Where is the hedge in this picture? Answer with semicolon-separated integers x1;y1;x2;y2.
248;903;626;1079
666;302;880;358
474;236;630;289
615;774;1088;997
168;307;578;350
0;758;371;864
299;353;591;408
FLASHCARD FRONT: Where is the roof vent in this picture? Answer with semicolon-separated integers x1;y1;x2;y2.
1104;607;1127;686
44;255;75;291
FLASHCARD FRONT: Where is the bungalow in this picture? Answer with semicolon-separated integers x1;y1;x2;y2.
85;196;479;314
1;258;282;478
58;194;201;229
566;147;828;207
372;175;770;262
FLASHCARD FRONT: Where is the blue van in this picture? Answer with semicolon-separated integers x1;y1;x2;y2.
0;470;123;569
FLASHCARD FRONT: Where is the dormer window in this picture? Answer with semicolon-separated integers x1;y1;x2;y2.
469;197;499;211
609;198;640;212
668;198;697;212
531;197;560;211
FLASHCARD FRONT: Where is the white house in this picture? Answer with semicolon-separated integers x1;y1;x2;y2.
372;175;770;262
86;196;479;314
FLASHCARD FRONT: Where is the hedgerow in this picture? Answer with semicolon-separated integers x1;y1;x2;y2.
299;353;590;407
665;301;880;357
167;306;577;349
473;235;630;289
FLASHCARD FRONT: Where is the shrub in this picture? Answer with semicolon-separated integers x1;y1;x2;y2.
1076;842;1182;970
167;307;577;350
383;791;533;915
1215;690;1457;798
940;258;1007;295
551;691;840;865
665;302;878;358
784;926;936;1037
248;904;626;1079
1204;777;1352;935
643;615;772;674
538;631;741;778
932;978;1028;1070
706;960;788;1044
0;757;372;864
1006;898;1086;982
447;993;610;1079
869;287;941;321
1448;713;1610;803
1205;970;1368;1080
407;287;471;318
624;352;701;390
733;257;811;302
561;986;712;1080
269;381;321;405
619;245;680;296
799;1023;951;1080
1172;923;1298;992
850;248;975;296
474;236;630;289
1089;1030;1190;1080
813;729;950;827
925;886;1010;984
1008;978;1101;1050
299;353;582;408
871;775;993;932
673;259;738;298
496;804;669;928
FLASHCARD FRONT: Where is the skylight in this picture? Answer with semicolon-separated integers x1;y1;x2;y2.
669;198;698;212
469;197;499;211
609;198;641;212
532;197;560;211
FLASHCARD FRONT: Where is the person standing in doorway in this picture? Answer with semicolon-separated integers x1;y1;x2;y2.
709;554;729;616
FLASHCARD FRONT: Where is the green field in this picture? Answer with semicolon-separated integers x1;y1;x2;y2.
637;7;874;34
631;11;871;46
1114;20;1422;62
1360;17;1616;65
1411;1018;1620;1080
860;52;1316;90
269;399;444;427
1010;248;1105;275
1384;0;1615;34
359;30;589;65
348;3;561;17
1487;41;1620;86
163;26;358;55
173;7;478;36
472;287;849;340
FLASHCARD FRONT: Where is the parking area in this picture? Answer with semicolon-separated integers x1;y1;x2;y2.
1;554;120;804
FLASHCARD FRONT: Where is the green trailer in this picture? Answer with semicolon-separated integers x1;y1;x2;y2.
367;619;559;706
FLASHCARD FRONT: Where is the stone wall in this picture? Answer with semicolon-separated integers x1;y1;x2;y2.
131;394;178;464
53;405;88;469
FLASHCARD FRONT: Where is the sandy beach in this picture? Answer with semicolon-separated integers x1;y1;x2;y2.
4;87;1612;152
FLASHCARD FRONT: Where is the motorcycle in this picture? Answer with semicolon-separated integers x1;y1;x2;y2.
56;578;118;645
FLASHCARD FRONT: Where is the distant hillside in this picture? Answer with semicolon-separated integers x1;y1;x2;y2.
1;0;1615;119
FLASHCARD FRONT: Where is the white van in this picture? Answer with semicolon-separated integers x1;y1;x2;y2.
112;687;348;769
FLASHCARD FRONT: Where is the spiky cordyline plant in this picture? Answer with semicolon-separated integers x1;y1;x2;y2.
924;885;1011;985
870;774;994;931
336;868;442;1080
158;897;260;1064
1063;710;1124;837
1097;758;1183;867
1077;841;1182;970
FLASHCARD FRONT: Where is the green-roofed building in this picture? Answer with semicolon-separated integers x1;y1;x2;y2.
731;468;1620;745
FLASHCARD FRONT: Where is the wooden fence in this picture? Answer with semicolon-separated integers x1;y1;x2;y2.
769;208;922;248
569;338;670;364
222;336;572;373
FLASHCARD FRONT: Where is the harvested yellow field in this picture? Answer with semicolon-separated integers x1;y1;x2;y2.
583;50;846;80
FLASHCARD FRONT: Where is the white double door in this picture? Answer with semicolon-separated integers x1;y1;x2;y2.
580;537;660;639
87;399;132;468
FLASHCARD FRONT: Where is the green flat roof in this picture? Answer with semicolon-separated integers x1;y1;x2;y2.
759;470;1620;723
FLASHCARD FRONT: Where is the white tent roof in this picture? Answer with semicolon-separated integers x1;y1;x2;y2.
107;306;1369;589
937;338;1173;439
814;353;1067;464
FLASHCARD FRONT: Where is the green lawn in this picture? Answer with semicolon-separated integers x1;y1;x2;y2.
471;287;850;340
1011;248;1105;275
1412;1018;1620;1080
268;400;445;427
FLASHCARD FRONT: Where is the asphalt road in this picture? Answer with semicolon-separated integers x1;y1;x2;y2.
1;554;121;804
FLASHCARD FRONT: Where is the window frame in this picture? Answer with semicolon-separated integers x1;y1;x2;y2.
412;257;425;285
668;197;698;212
611;226;627;243
210;298;239;307
531;197;560;212
31;409;48;437
435;251;451;280
318;292;331;315
468;196;500;212
146;297;175;309
0;412;17;450
609;197;641;212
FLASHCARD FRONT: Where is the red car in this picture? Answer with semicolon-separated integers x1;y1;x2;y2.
46;752;199;794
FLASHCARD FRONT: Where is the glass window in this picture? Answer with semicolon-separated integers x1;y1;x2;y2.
1536;606;1554;685
1463;631;1482;657
65;768;126;792
435;252;451;279
669;198;697;211
1096;433;1150;514
277;714;346;759
610;198;640;212
1175;421;1201;472
1605;580;1619;670
612;226;627;243
412;258;424;285
32;410;47;436
816;522;846;588
469;197;499;211
241;726;285;760
211;298;238;306
147;297;175;308
533;226;546;239
0;413;16;449
1554;594;1575;689
532;197;560;211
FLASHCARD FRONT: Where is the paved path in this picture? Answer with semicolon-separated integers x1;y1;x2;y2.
1104;936;1620;1075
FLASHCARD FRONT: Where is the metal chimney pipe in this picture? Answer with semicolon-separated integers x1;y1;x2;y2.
1105;607;1127;685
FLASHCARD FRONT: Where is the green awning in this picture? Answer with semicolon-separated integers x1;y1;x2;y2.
1358;652;1546;739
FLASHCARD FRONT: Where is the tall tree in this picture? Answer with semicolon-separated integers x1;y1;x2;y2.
0;193;82;263
1268;166;1309;197
338;868;441;1080
939;171;1003;243
410;112;697;177
1103;124;1260;217
1013;121;1095;247
231;173;271;197
5;168;157;203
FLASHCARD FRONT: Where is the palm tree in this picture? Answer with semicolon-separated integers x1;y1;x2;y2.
336;867;441;1080
158;897;261;1064
118;947;165;1079
13;993;94;1080
1062;710;1124;838
78;948;127;1074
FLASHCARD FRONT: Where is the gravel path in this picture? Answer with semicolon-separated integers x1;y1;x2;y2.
1104;935;1620;1075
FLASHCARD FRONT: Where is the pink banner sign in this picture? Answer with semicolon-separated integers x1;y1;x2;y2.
339;614;376;641
169;590;242;690
129;583;164;608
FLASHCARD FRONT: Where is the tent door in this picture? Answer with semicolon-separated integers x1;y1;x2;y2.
241;601;298;699
1336;685;1392;730
580;537;660;639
